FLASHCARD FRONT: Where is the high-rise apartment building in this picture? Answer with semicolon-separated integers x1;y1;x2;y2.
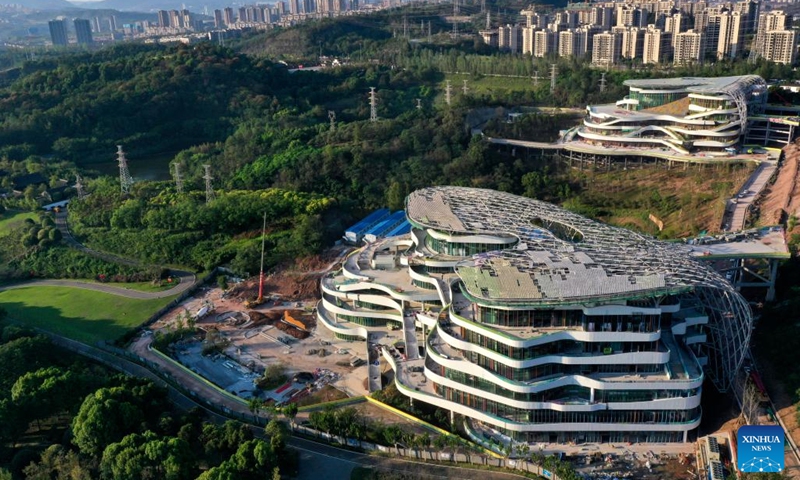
753;10;790;60
223;7;235;24
763;30;797;64
534;29;558;57
214;9;223;27
592;32;621;65
665;13;685;46
522;26;535;54
157;10;169;28
108;15;117;31
498;24;521;53
643;25;668;63
74;18;93;44
673;30;703;65
715;11;744;60
558;28;589;57
621;27;644;59
48;19;68;46
93;16;102;33
733;0;759;33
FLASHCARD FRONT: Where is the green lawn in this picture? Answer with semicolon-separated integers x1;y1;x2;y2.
0;286;177;344
0;210;38;236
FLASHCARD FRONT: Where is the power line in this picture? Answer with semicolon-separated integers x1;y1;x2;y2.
369;87;378;122
203;164;215;204
116;145;133;194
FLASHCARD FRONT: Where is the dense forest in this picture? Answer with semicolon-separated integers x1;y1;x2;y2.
0;12;797;275
0;311;293;479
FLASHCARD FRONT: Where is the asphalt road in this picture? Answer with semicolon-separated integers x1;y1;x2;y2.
0;210;201;299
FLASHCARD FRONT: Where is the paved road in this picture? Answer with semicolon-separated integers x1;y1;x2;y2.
0;276;194;299
1;210;200;299
722;159;778;232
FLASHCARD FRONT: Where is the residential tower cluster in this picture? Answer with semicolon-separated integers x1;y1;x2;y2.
480;0;797;65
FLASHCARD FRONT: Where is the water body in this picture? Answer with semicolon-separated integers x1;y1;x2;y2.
87;152;174;182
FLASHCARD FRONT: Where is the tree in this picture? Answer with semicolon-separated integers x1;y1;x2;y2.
248;397;263;421
265;419;288;452
282;403;298;430
23;445;91;480
100;431;194;480
71;382;167;457
217;275;229;290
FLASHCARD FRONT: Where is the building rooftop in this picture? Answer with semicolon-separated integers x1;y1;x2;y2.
623;75;765;95
407;186;726;304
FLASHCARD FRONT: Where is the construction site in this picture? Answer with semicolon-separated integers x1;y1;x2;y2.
139;249;380;406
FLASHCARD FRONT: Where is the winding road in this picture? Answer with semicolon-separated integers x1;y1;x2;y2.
0;210;197;299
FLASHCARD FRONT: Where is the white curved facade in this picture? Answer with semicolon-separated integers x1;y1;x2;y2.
318;187;752;444
574;75;767;154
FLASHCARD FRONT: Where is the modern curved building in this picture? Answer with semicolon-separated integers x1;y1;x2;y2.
575;75;767;154
318;187;752;444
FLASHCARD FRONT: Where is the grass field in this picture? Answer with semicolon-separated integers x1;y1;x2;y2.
0;210;37;236
0;286;176;344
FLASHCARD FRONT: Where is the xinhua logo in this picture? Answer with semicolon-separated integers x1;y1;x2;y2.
737;425;784;473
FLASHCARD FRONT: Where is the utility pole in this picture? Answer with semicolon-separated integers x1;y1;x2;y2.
328;110;336;131
445;80;452;106
462;79;469;95
173;162;184;194
599;72;607;93
116;145;133;194
550;63;557;93
428;21;432;42
75;174;85;200
203;164;215;204
369;87;378;122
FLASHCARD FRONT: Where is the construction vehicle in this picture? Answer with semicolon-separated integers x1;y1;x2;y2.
244;212;268;309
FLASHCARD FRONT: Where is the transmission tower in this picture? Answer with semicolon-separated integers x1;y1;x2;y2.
486;11;490;29
403;15;408;38
428;21;431;42
549;63;558;93
481;0;485;13
75;174;85;200
369;87;378;122
172;162;184;194
116;145;134;194
533;70;539;86
445;80;452;106
328;110;336;131
462;79;469;95
452;0;459;36
599;72;607;93
416;98;422;110
203;164;215;204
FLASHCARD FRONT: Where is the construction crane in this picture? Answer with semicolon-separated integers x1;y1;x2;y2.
244;212;268;309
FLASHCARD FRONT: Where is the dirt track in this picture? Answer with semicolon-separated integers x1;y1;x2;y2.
760;142;800;226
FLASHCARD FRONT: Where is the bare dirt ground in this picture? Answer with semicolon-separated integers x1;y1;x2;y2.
756;356;800;478
760;142;798;226
229;247;350;303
